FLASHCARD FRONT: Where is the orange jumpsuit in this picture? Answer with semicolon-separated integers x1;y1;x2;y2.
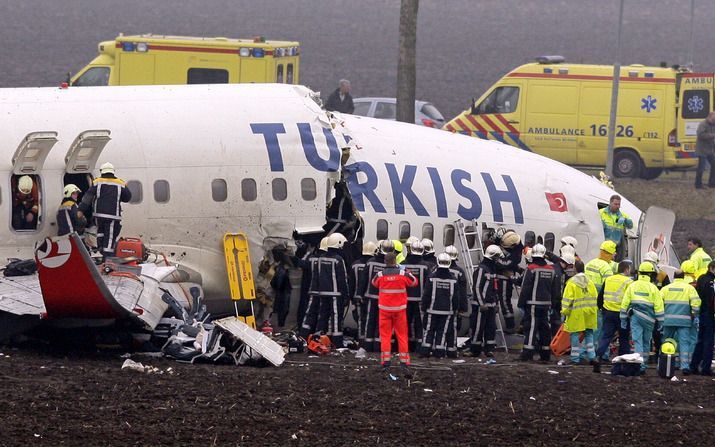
372;266;418;366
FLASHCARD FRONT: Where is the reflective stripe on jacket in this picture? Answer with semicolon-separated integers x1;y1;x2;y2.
561;273;598;332
599;207;633;243
620;275;664;326
661;278;701;327
372;266;418;311
584;257;614;292
602;274;633;312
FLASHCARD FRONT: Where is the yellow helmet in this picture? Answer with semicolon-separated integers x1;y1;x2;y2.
680;260;697;275
600;240;617;255
18;175;33;194
392;240;403;254
638;261;656;273
661;338;677;355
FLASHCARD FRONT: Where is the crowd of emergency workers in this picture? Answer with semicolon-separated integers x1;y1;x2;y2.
293;194;715;378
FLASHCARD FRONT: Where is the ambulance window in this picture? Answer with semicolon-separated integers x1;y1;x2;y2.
422;223;434;241
300;178;316;201
524;230;536;247
277;65;284;83
211;179;227;202
287;64;294;84
475;86;519;114
374;102;397;120
187;68;229;84
272;178;287;201
399;221;410;240
443;224;455;246
682;90;710;119
126;180;143;204
376;219;388;240
241;178;257;201
11;174;41;231
544;232;555;252
73;67;110;86
153;180;170;204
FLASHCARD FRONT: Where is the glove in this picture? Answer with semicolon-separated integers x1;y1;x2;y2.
616;217;625;225
694;316;700;331
620;319;628;330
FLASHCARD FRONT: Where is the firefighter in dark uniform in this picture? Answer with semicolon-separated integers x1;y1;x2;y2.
79;162;132;259
420;253;458;358
299;237;328;338
518;243;560;362
469;245;504;357
421;238;437;272
349;241;376;343
57;184;87;236
359;240;393;352
402;240;430;351
495;230;523;334
444;245;468;358
313;233;349;347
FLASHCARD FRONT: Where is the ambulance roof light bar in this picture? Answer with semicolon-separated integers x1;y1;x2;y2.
535;55;565;64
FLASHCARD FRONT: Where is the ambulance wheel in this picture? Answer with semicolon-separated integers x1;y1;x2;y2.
640;168;663;180
613;150;642;178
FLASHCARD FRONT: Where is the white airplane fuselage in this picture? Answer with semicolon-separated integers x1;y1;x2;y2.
0;84;649;314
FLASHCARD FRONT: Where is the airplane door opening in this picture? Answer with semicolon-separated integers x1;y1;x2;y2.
63;173;93;203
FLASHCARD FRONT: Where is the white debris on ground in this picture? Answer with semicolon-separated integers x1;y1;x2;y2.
121;359;174;375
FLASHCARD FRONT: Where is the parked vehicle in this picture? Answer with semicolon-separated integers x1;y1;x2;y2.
352;97;445;128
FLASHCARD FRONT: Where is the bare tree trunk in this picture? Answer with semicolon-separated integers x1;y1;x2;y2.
396;0;418;124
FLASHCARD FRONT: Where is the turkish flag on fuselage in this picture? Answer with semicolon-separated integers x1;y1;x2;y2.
545;192;568;212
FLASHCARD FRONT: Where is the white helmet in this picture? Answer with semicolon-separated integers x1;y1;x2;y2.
410;240;424;255
500;231;521;249
560;236;578;248
319;237;329;252
18;175;33;194
445;245;458;260
531;243;546;258
379;239;395;254
644;251;659;264
561;252;576;265
63;183;81;198
559;245;576;258
437;252;452;268
484;245;505;259
99;162;115;175
421;238;434;254
362;241;377;256
327;232;347;249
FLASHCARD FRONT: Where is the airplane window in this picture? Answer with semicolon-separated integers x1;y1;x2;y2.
544;232;555;252
153;180;170;204
465;224;477;248
187;68;229;84
272;178;287;201
475;86;520;115
399;221;410;240
211;179;227;202
537;235;544;245
11;174;41;231
300;178;317;201
241;178;257;201
376;219;388;240
126;180;143;204
524;230;536;247
287;64;294;84
422;223;434;241
443;224;455;247
276;65;284;83
72;67;110;86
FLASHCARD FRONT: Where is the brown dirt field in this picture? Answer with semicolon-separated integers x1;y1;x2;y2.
1;346;714;446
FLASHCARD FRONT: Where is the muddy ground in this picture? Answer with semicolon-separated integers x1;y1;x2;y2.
0;345;713;446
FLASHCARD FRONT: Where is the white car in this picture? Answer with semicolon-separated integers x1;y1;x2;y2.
352;97;445;128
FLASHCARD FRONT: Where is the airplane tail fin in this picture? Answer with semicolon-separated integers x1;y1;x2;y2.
34;234;126;319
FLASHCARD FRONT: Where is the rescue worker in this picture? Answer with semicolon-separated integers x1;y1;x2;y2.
299;237;329;338
79;162;132;259
594;261;633;372
57;184;87;236
445;245;468;358
644;251;670;288
518;244;560;362
560;236;580;260
495;230;523;333
371;252;417;377
687;237;713;278
294;242;320;327
421;253;458;358
313;233;349;347
349;241;376;343
691;261;715;375
402;240;430;351
469;245;503;357
585;240;617;342
12;174;39;230
551;251;576;337
393;240;405;264
660;265;700;374
619;262;665;374
599;195;633;259
421;238;437;272
359;240;393;352
561;260;599;365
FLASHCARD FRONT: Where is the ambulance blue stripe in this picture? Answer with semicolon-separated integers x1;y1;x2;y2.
490;131;505;143
506;132;533;152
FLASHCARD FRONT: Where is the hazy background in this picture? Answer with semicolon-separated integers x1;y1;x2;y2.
0;0;712;118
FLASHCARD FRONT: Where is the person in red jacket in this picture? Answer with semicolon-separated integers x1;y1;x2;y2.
371;252;418;377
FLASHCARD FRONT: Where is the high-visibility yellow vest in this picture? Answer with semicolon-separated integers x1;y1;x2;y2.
602;274;633;312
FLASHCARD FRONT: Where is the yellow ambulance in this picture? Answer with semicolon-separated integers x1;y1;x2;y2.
70;34;300;87
444;56;698;179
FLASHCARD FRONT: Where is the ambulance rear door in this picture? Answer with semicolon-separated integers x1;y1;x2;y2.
677;73;714;150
